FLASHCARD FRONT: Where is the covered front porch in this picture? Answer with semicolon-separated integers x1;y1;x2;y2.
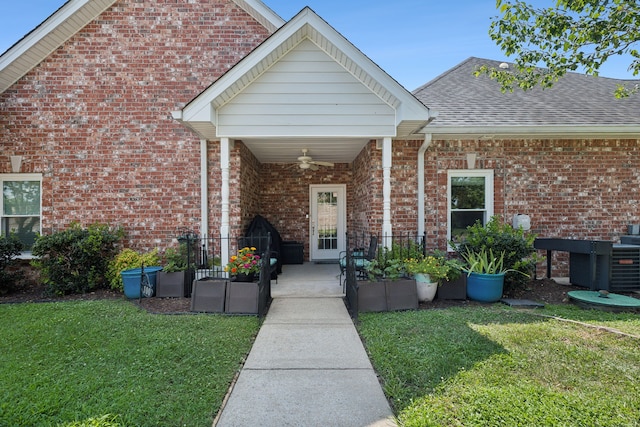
172;7;434;265
272;262;343;297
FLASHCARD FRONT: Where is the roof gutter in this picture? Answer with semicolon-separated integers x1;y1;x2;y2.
424;124;640;139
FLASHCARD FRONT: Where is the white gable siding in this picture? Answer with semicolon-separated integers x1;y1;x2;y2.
216;39;396;137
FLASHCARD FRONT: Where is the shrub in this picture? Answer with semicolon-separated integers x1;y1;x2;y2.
451;216;537;290
106;248;161;291
0;233;24;295
31;223;124;295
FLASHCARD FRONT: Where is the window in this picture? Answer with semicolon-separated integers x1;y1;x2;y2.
447;170;493;243
1;174;42;253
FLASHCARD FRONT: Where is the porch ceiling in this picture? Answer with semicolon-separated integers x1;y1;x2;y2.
241;137;369;163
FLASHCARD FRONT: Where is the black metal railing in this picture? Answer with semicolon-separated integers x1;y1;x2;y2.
344;234;358;320
174;231;272;316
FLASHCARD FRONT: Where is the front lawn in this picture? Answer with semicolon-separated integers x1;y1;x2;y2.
0;300;260;427
358;305;640;426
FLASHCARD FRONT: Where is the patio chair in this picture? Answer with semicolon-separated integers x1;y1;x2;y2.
339;235;378;287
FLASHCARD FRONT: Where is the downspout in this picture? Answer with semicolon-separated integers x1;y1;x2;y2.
200;139;208;239
382;137;393;248
417;133;432;236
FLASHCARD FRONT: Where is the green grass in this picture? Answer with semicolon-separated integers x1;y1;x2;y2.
0;300;260;427
358;305;640;427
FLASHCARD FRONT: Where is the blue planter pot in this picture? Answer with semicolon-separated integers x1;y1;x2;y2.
466;272;505;302
121;266;162;299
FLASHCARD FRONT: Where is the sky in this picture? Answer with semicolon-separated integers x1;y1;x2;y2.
0;0;634;91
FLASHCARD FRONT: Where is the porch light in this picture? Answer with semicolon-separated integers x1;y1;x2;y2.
10;155;22;173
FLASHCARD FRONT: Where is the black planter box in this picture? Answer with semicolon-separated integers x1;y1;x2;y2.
225;282;259;314
358;281;387;312
385;279;418;311
358;279;418;312
156;271;186;298
190;278;227;313
436;275;467;300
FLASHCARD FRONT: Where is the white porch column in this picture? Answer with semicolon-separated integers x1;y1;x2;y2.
200;139;208;239
220;137;231;267
382;137;393;247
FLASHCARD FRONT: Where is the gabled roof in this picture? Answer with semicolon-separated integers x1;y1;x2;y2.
0;0;284;94
414;57;640;139
174;7;433;154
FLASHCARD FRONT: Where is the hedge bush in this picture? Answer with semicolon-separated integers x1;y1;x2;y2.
106;248;161;292
0;233;24;295
452;216;537;290
31;223;124;295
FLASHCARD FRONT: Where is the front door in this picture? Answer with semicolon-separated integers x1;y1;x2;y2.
310;185;346;261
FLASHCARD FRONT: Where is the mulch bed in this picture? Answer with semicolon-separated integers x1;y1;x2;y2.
1;277;582;314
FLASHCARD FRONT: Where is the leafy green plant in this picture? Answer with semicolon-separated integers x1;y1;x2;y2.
31;223;124;295
106;248;160;291
0;233;24;295
162;240;201;272
162;246;187;273
451;216;537;289
404;251;464;283
365;257;405;280
460;247;530;277
365;243;409;280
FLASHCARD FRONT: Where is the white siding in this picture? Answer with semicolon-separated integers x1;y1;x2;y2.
216;39;396;137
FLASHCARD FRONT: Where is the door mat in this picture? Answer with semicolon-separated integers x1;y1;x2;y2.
500;298;545;308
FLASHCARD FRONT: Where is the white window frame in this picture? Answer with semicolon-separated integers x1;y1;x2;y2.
447;169;494;249
1;173;43;257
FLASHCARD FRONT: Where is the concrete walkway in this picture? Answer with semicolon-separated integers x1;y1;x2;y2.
215;295;396;426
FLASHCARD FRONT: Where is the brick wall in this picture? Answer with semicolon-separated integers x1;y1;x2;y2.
1;0;271;251
352;141;380;236
259;162;353;261
424;138;640;275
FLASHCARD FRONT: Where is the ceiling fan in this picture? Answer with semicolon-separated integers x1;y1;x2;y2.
295;149;334;170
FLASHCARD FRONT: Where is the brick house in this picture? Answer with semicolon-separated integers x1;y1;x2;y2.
2;0;639;268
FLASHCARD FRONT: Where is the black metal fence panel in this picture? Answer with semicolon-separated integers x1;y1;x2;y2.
177;232;272;316
342;231;427;320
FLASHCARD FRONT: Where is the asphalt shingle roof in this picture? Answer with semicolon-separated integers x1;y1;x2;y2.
413;57;640;129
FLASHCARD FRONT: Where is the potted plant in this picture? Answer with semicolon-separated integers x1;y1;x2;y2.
106;248;162;299
156;245;190;298
224;247;262;314
405;252;463;302
437;256;467;300
461;247;528;302
224;246;261;282
360;249;417;312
